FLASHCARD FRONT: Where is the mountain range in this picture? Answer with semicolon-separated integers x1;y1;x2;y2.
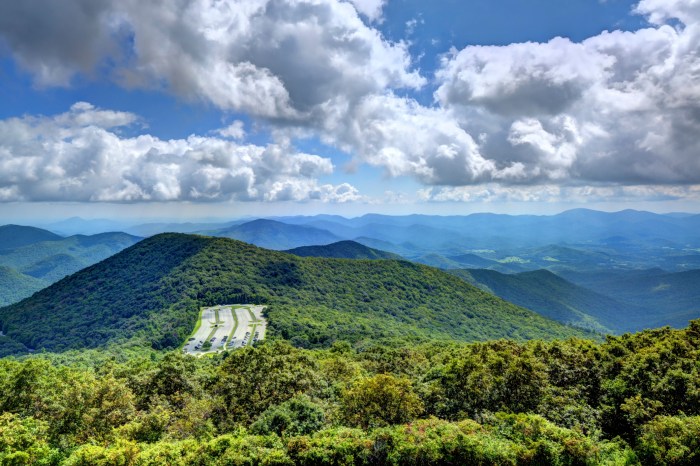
0;233;591;356
1;208;697;352
0;226;141;306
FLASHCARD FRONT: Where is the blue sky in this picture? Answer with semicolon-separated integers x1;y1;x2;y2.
0;0;699;221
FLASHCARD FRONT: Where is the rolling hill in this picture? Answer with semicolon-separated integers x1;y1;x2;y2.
559;268;700;329
0;232;141;282
0;229;142;306
0;224;62;250
0;266;45;307
0;234;591;356
285;240;401;260
200;219;341;250
450;269;650;333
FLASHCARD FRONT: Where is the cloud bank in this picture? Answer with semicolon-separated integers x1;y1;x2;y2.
0;0;699;204
0;103;359;203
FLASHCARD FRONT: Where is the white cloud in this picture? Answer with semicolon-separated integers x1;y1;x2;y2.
347;0;387;22
434;4;700;186
217;120;246;140
1;0;699;204
0;103;356;203
419;184;700;204
0;0;422;121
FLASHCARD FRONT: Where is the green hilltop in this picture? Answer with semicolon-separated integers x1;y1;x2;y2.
0;233;591;355
285;240;402;260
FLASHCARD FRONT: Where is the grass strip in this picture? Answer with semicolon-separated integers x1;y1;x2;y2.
226;307;239;348
203;307;224;351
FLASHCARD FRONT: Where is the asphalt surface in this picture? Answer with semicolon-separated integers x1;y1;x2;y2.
184;304;267;354
226;306;251;349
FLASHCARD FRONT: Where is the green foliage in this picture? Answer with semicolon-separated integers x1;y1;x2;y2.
2;321;700;464
250;395;325;437
340;374;423;429
0;267;45;308
0;234;590;355
637;415;700;465
0;413;60;466
211;341;320;427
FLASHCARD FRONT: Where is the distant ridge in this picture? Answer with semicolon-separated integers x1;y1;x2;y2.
450;268;645;333
0;225;63;250
200;218;341;250
0;229;142;306
0;266;45;307
285;240;401;260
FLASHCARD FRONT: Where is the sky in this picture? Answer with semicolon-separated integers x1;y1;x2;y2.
1;0;699;221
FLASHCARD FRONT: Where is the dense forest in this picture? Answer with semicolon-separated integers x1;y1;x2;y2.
0;234;590;356
1;322;699;464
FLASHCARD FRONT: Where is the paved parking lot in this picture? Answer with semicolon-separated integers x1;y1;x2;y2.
184;304;266;355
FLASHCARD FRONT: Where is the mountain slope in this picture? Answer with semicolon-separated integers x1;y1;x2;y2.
0;234;592;355
560;268;700;329
201;219;340;250
0;232;142;282
0;225;62;250
0;266;45;307
285;240;401;260
450;269;649;333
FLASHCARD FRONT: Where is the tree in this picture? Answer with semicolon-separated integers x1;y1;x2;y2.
341;374;423;429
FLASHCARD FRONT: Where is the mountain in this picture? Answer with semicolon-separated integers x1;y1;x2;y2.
285;240;401;260
0;231;142;306
0;266;45;307
0;232;141;282
559;268;700;329
0;225;62;250
43;217;131;236
274;210;700;270
200;219;341;250
0;234;591;356
125;219;248;237
450;269;651;333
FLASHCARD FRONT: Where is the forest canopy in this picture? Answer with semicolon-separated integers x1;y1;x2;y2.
1;321;699;465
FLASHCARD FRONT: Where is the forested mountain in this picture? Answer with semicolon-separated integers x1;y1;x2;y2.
285;240;401;260
0;234;590;356
200;219;341;250
0;230;141;305
560;268;700;329
0;266;45;307
0;224;62;250
450;268;649;334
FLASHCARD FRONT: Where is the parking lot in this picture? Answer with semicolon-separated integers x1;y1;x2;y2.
183;304;267;355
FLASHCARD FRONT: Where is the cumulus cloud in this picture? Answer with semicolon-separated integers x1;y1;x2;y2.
217;120;246;140
0;103;356;203
347;0;387;22
1;0;699;199
435;3;700;186
0;0;422;120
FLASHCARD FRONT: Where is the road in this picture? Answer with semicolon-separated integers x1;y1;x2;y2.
184;304;267;354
